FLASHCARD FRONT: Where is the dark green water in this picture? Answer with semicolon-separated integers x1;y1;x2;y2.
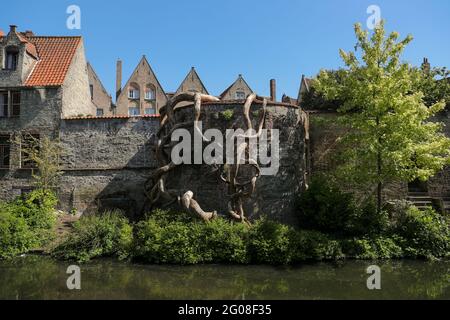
0;256;448;300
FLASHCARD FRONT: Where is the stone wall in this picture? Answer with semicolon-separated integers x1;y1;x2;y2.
57;116;159;217
61;42;96;118
163;102;307;225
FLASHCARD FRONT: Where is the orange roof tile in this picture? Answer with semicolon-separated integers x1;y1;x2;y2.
21;36;82;87
64;114;161;120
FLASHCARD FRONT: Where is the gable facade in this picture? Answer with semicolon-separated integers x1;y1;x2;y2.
115;56;167;116
220;74;253;100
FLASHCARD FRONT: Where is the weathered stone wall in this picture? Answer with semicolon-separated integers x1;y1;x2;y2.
0;87;63;201
57;116;159;217
61;42;96;118
163;102;307;225
0;31;37;86
87;63;112;115
115;57;167;116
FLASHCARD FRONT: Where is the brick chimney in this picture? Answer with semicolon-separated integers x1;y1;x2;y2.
116;59;122;100
24;30;34;37
421;57;431;74
270;79;276;102
9;25;17;33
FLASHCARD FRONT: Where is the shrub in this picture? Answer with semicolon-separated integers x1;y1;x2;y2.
133;217;201;265
51;211;133;262
198;218;249;264
297;177;389;237
296;176;359;236
0;190;57;259
248;217;293;264
221;109;234;120
290;230;343;262
0;209;36;259
391;206;449;258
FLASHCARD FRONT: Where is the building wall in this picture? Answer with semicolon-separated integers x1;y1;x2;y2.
87;63;112;116
221;76;253;100
0;32;37;87
61;42;95;118
115;58;167;116
162;102;307;225
0;87;63;200
57;116;159;217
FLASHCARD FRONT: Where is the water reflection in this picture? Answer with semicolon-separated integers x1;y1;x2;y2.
0;256;448;300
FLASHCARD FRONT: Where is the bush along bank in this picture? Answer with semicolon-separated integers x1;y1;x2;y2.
1;182;448;264
51;203;449;264
0;190;57;259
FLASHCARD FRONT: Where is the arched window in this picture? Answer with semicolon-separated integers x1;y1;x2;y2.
128;101;140;116
5;46;19;71
145;84;156;100
128;83;140;99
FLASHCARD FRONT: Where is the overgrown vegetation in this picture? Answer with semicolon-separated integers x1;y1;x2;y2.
0;190;57;259
51;211;133;263
220;109;234;120
51;194;449;264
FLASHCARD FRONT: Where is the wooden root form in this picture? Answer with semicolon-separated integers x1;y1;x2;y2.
144;92;268;224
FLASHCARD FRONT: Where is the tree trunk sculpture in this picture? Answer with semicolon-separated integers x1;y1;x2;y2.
144;92;268;224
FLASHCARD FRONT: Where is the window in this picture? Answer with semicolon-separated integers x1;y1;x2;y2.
144;108;155;115
5;47;19;71
128;102;140;116
11;91;20;117
21;134;40;169
0;92;8;117
96;108;104;117
145;85;155;100
90;84;94;100
235;91;246;100
0;135;10;168
128;83;140;99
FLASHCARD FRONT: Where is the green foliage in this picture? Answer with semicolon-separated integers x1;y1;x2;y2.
198;218;249;264
0;209;36;259
248;217;293;264
133;213;249;265
391;206;449;258
221;109;234;120
17;134;64;191
290;230;343;262
313;21;450;210
51;211;133;263
296;176;358;236
341;237;403;259
0;190;57;259
297;177;388;237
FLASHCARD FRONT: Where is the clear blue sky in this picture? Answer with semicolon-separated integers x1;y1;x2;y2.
2;0;449;99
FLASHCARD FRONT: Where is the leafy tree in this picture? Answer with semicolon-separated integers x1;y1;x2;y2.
18;134;64;192
314;21;450;213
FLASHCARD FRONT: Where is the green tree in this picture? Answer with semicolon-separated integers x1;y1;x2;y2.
18;134;64;192
314;21;450;213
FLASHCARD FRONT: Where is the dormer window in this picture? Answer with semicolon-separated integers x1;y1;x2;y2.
5;46;19;71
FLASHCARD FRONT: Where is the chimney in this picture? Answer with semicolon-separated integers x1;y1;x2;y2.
116;59;122;100
270;79;276;102
9;25;17;33
24;30;34;37
421;57;431;74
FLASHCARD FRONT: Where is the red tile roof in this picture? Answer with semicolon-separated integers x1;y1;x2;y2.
24;36;82;87
0;35;82;87
64;114;161;120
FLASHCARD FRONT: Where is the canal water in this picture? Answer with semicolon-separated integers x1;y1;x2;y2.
0;256;448;300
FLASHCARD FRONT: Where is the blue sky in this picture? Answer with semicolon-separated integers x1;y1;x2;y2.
2;0;449;99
